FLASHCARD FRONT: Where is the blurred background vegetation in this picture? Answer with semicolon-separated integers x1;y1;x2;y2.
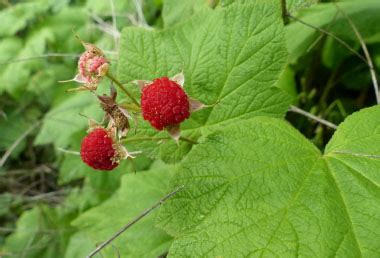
0;0;379;257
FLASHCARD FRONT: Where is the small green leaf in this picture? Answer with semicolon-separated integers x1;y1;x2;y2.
0;28;55;98
3;206;74;258
0;109;40;158
64;231;94;258
0;1;49;37
286;1;380;62
34;93;101;147
0;37;23;63
70;166;174;257
286;0;318;13
276;65;298;100
0;193;13;217
162;0;208;27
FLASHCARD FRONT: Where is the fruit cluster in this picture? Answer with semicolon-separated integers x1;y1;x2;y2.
63;40;205;171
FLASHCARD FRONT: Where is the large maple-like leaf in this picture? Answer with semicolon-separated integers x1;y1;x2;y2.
117;1;291;163
158;106;380;257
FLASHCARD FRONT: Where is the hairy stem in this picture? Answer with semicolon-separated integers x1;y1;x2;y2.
106;72;140;106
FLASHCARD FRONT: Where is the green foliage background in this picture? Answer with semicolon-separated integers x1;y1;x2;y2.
0;0;379;257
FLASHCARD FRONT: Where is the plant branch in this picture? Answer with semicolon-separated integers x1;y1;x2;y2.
106;72;140;106
86;185;185;258
132;0;149;28
108;0;118;48
287;13;367;64
289;105;338;130
334;3;380;104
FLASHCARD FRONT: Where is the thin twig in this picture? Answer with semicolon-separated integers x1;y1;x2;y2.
0;121;41;167
132;0;149;28
90;12;121;39
306;12;339;53
287;13;368;64
334;3;380;104
106;72;140;106
108;0;118;48
289;105;338;129
86;185;185;258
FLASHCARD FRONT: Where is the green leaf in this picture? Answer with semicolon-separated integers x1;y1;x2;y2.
286;0;318;13
85;0;161;29
59;134;151;202
0;193;13;217
85;0;134;16
162;0;208;27
3;205;75;258
0;37;23;64
158;106;380;257
326;106;380;154
118;1;291;162
222;0;317;13
321;36;354;69
63;231;95;258
27;64;75;107
0;1;49;37
0;108;40;158
58;130;96;185
0;28;55;98
277;65;297;99
34;93;101;147
286;1;380;62
42;7;88;48
69;166;174;257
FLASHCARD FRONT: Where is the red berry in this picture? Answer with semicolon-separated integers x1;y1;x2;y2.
141;77;190;130
80;128;119;170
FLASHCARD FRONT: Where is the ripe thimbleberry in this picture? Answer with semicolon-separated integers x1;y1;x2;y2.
133;72;206;142
141;77;190;130
80;128;119;170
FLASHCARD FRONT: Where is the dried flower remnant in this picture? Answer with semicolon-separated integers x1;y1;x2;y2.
97;85;133;138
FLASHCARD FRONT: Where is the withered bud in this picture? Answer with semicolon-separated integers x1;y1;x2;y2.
98;85;131;138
